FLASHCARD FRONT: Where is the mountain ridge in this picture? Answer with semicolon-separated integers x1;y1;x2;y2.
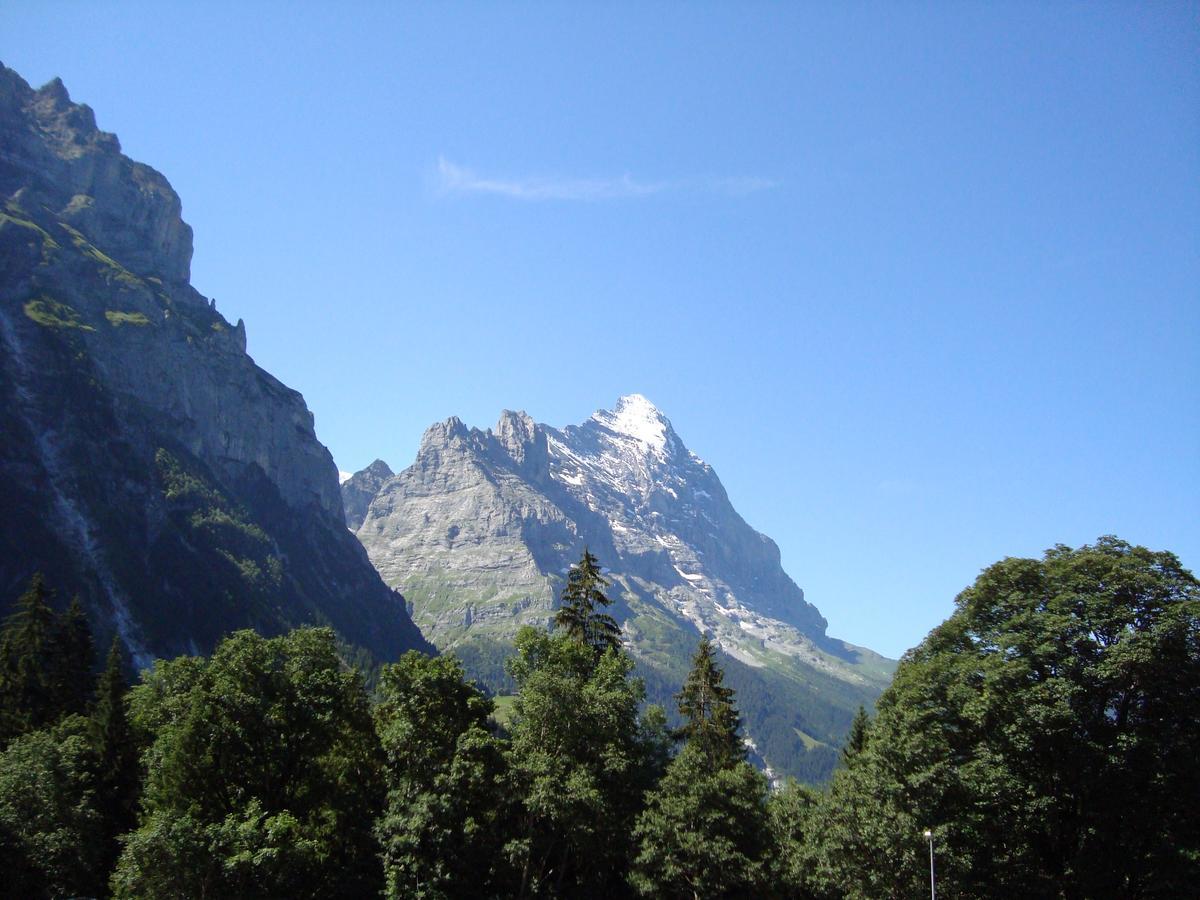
349;394;894;779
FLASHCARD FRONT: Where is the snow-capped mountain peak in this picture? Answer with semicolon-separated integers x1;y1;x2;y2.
591;393;674;453
348;397;895;782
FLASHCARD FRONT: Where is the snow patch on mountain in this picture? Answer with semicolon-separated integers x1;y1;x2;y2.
592;393;672;452
349;393;897;781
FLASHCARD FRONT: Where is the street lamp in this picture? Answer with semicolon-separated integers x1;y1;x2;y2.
923;828;936;900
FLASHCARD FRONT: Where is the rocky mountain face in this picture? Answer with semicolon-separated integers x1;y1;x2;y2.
352;394;895;781
341;459;393;531
0;64;431;665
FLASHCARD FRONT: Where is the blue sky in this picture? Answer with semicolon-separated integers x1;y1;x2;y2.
3;3;1196;658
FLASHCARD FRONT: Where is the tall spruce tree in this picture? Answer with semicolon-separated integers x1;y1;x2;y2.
55;597;94;719
674;636;744;767
90;637;139;883
0;573;62;744
630;638;770;898
840;705;870;765
0;579;97;745
554;548;621;662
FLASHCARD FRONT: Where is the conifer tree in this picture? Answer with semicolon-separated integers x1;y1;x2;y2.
54;597;94;719
674;636;744;767
0;575;61;741
840;705;870;765
0;579;97;744
554;548;621;661
90;637;139;881
631;638;769;897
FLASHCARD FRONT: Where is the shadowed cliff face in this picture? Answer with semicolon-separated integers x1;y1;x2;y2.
350;396;897;781
0;63;432;664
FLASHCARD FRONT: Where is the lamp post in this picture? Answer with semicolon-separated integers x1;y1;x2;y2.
923;829;936;900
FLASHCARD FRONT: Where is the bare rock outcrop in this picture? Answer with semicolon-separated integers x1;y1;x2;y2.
341;459;393;531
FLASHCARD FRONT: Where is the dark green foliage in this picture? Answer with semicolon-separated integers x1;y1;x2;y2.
0;536;1187;898
505;626;665;897
631;638;773;898
675;636;745;767
840;705;869;765
554;548;621;662
632;612;871;784
0;715;105;898
115;803;340;900
805;537;1200;899
113;628;384;899
634;701;674;789
55;597;94;718
767;779;820;898
0;575;96;744
374;651;513;898
0;575;59;741
90;637;140;879
630;742;772;898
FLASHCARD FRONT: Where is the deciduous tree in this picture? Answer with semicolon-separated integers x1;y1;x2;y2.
806;537;1200;899
374;651;513;898
0;715;105;898
505;625;664;897
113;628;384;898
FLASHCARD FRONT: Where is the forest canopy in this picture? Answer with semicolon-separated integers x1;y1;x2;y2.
0;537;1195;898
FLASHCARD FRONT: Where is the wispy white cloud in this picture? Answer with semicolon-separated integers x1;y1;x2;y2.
706;175;780;196
435;157;778;201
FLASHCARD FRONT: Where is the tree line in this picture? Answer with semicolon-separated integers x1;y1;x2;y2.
0;537;1196;898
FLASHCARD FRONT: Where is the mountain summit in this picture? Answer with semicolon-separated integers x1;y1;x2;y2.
592;393;676;452
350;396;893;780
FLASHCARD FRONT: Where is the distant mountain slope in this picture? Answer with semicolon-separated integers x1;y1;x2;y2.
341;459;394;531
0;63;431;664
352;395;894;780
